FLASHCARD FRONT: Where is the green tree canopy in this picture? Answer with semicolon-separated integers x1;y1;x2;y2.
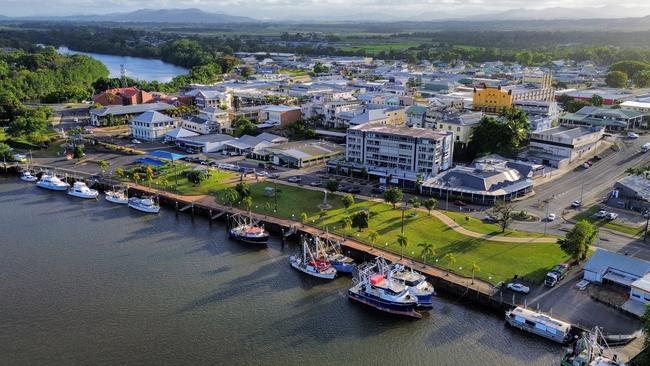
383;187;403;209
605;71;628;88
558;220;598;261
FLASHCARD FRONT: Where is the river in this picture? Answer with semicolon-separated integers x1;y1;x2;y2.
0;177;560;365
57;46;188;83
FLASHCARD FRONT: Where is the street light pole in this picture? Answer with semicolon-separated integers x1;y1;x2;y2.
544;203;549;236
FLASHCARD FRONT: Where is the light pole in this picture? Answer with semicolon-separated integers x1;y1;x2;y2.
544;203;549;236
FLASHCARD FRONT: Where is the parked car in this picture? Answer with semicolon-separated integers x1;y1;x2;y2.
506;283;530;294
131;139;141;144
310;181;323;187
338;184;351;192
288;176;301;183
582;163;590;169
200;160;210;166
547;213;556;221
628;132;640;139
348;187;361;194
606;212;619;220
483;215;497;223
594;210;608;218
453;200;467;207
256;171;269;177
593;155;602;161
571;200;581;208
371;187;385;194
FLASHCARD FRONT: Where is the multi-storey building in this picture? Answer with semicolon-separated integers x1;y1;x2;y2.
129;111;178;141
342;124;453;186
424;108;483;144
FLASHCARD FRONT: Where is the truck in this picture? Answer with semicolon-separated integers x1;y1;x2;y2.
544;263;569;287
642;142;650;153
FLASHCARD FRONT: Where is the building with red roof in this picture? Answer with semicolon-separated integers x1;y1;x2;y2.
92;87;153;106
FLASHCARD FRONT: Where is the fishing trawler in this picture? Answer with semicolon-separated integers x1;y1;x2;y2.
289;236;337;279
316;234;356;274
229;214;269;245
561;327;625;366
105;187;128;205
67;181;99;199
36;174;70;191
348;262;421;318
388;263;436;308
128;196;160;213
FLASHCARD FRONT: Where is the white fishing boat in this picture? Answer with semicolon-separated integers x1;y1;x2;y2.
505;306;571;343
20;170;38;182
561;327;625;366
67;181;99;199
105;188;129;205
36;174;70;191
289;236;337;279
388;263;436;308
229;214;269;246
128;196;160;213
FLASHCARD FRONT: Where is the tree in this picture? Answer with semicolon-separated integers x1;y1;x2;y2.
342;194;355;210
351;210;369;230
326;179;339;193
133;172;141;183
98;160;109;173
235;181;251;199
589;94;603;107
186;170;206;185
408;197;420;208
232;116;258;137
489;201;515;233
418;242;435;265
605;71;628;88
566;99;591;113
300;212;308;223
442;252;457;276
397;234;409;259
0;142;12;161
557;220;598;261
634;70;650;88
73;145;84;160
145;165;154;185
224;188;239;207
115;167;125;178
610;60;650;82
466;107;529;160
313;62;328;74
242;196;253;213
424;198;437;215
367;230;379;250
240;66;253;78
470;261;481;284
340;215;352;232
383;187;403;209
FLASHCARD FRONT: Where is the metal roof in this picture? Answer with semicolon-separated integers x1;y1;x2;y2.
584;249;650;279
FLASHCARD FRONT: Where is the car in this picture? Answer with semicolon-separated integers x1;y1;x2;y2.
338;184;351;192
582;163;590;169
269;173;281;179
606;212;619;220
287;176;302;183
256;171;269;177
131;139;141;144
348;187;361;194
453;200;467;207
506;283;530;294
571;200;581;208
593;155;602;161
200;160;210;165
73;117;79;123
628;132;640;139
310;181;323;187
594;210;608;218
209;161;219;167
371;187;385;194
547;213;556;221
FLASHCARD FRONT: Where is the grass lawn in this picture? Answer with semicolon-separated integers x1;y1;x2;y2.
444;211;554;239
218;183;566;284
29;139;67;158
120;163;239;196
572;206;643;237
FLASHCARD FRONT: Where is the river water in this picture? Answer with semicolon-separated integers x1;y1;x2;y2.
57;46;188;82
0;178;560;365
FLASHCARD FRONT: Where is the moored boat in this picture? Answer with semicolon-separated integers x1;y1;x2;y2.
36;174;70;191
505;306;571;343
561;327;625;366
348;263;421;319
128;196;160;213
105;189;129;205
388;263;436;308
328;253;357;274
67;181;99;199
315;234;356;273
229;214;269;245
289;236;337;279
20;170;38;182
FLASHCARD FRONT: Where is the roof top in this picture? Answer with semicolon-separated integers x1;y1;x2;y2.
584;249;650;278
91;102;174;117
132;111;174;124
262;105;301;112
164;127;199;139
349;123;452;140
176;133;236;144
615;175;650;202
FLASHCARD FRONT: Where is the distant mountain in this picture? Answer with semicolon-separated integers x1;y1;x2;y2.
8;8;258;24
476;5;650;20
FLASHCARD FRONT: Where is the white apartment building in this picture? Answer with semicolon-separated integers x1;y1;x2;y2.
129;111;178;141
345;124;453;184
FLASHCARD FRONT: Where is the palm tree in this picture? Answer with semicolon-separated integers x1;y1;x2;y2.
367;230;379;251
242;196;253;214
224;188;239;208
98;160;109;174
397;234;408;259
442;253;456;276
340;215;352;234
417;242;435;265
470;261;481;284
424;198;437;216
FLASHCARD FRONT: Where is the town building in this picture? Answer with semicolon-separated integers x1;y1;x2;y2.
222;133;288;157
92;87;153;106
174;133;236;153
609;175;650;212
129;111;178;141
189;90;232;110
559;106;644;131
263;140;344;168
555;88;650;106
260;105;302;127
526;125;604;168
472;73;554;113
513;100;560;132
620;101;650;120
181;107;230;135
90;102;174;126
163;127;199;144
424;109;483;144
339;124;453;187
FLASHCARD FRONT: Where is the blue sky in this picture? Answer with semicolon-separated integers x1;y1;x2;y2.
1;0;650;20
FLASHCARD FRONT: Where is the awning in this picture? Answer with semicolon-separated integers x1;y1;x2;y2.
603;271;638;287
149;150;186;161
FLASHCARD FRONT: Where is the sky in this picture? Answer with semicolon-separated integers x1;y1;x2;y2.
2;0;650;20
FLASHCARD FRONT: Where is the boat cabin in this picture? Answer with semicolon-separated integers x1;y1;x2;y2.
506;307;571;343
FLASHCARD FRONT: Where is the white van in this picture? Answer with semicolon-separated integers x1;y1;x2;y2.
642;142;650;153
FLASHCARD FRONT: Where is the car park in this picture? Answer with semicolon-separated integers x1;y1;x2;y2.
288;176;301;183
506;283;530;294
